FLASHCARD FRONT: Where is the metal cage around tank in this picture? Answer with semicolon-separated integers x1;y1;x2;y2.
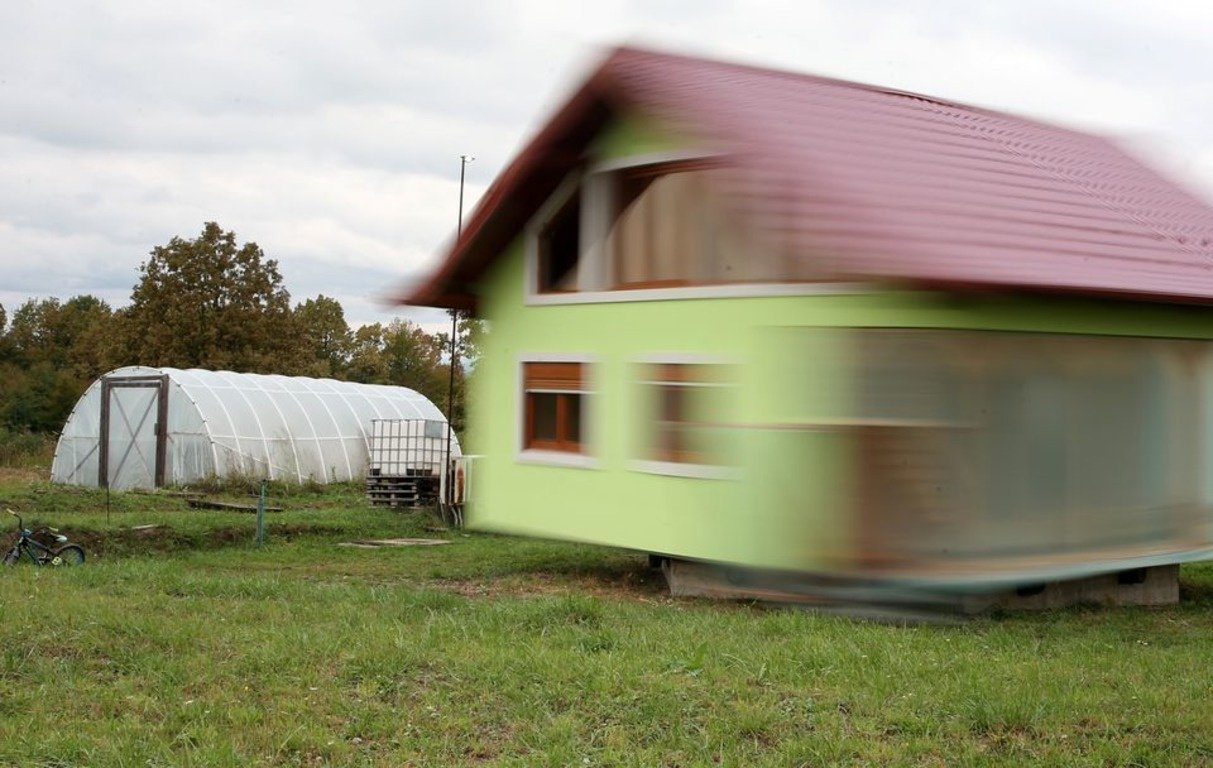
364;418;458;507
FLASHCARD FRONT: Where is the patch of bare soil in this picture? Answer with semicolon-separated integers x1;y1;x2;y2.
436;563;672;602
0;467;46;484
53;522;339;558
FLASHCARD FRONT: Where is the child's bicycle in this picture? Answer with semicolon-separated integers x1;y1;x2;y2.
3;509;85;566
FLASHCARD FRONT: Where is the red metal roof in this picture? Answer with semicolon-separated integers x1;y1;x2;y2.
400;46;1213;310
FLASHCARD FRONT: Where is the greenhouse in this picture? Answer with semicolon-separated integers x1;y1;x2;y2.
51;366;460;490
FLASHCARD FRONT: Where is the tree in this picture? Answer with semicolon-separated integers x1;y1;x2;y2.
0;295;120;432
292;295;352;378
124;222;295;372
345;323;389;383
432;315;488;435
7;298;61;358
23;295;117;380
338;318;474;434
0;361;81;433
454;316;488;366
382;320;447;407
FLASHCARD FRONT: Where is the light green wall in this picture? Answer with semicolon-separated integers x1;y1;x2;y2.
467;232;1213;572
468;242;843;569
462;113;1213;573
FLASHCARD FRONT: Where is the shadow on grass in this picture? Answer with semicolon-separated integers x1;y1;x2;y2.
26;521;360;559
436;546;669;600
1178;563;1213;607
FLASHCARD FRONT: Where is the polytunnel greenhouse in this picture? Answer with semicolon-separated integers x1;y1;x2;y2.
51;366;460;490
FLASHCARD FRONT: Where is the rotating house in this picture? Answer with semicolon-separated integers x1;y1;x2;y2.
397;46;1213;608
52;366;459;490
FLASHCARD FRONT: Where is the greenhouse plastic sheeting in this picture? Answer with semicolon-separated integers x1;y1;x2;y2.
51;366;460;490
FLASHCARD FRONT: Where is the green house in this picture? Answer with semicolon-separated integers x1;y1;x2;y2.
400;47;1213;608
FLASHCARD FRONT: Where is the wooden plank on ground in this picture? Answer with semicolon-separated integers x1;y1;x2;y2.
187;499;284;513
337;538;450;548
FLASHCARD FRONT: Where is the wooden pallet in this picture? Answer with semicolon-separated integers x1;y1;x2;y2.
366;474;438;508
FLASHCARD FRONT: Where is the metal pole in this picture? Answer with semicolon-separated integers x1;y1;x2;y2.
256;480;266;548
443;155;472;521
101;379;111;524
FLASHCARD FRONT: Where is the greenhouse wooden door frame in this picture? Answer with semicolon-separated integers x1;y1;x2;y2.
98;375;170;489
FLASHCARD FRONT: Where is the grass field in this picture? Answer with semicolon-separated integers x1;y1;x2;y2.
0;468;1211;767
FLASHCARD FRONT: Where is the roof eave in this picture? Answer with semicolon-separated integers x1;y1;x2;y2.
394;53;631;312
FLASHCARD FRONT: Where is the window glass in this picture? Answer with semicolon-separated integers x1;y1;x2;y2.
610;167;724;289
523;362;587;454
642;363;733;465
537;192;580;293
565;395;583;445
530;393;559;442
531;161;804;296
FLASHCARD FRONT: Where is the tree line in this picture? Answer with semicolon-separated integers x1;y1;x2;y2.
0;222;481;435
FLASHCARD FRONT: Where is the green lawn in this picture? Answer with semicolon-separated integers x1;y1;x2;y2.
0;470;1211;766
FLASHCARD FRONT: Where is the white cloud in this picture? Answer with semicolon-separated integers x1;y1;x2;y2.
1;0;1211;330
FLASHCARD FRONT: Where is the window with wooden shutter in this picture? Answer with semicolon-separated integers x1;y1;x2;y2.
523;362;586;453
641;363;732;465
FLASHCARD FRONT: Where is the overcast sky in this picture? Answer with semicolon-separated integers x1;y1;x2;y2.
2;1;1211;330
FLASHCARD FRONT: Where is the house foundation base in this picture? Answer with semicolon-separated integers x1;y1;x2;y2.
660;558;1180;616
967;564;1179;612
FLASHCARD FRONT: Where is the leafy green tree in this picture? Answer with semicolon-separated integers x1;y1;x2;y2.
427;315;488;434
340;318;474;434
451;316;488;435
0;303;10;362
293;295;352;378
0;361;81;433
7;298;61;358
345;323;389;383
124;222;294;372
0;223;481;439
16;296;118;378
382;320;447;407
453;316;487;366
0;295;119;432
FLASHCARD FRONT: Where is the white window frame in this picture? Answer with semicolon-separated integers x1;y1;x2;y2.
629;353;739;480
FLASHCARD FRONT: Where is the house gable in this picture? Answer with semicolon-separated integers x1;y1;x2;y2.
518;112;813;306
399;46;1213;312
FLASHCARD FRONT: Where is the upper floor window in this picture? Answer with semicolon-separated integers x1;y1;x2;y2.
536;188;581;293
529;157;781;298
607;162;728;289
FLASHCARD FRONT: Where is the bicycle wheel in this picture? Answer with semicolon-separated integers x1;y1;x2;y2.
47;544;85;566
2;547;18;566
